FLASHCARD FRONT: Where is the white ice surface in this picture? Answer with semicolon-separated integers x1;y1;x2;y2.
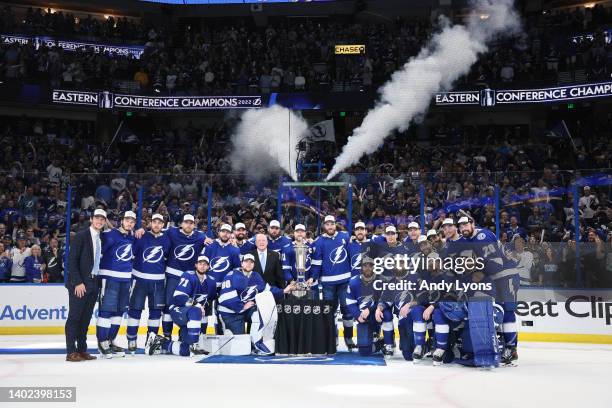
0;335;611;408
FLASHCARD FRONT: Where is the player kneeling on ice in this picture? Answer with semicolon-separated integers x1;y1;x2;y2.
146;255;217;356
217;254;294;355
346;256;395;356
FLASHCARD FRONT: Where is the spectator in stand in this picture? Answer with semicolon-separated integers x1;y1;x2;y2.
24;244;45;283
0;242;12;283
9;233;31;282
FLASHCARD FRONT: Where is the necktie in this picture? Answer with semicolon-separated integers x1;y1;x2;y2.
259;251;266;272
92;233;101;276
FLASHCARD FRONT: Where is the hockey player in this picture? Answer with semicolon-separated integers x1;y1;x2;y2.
440;218;464;258
403;221;421;254
217;254;294;354
201;224;241;286
234;222;255;256
284;224;315;291
346;256;394;356
126;213;171;354
96;211;136;358
427;228;444;251
145;255;217;356
458;216;519;365
347;221;371;278
266;220;293;279
410;235;454;365
377;262;417;361
310;215;355;349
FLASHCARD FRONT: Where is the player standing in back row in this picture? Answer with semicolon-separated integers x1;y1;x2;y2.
311;215;355;350
126;213;171;354
97;211;136;358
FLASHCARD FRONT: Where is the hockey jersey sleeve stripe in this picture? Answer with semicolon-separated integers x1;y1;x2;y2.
165;266;187;277
218;291;238;303
132;269;165;280
310;259;322;265
98;269;131;279
320;271;351;283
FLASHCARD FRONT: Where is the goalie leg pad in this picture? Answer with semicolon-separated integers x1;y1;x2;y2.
467;299;500;368
251;291;278;353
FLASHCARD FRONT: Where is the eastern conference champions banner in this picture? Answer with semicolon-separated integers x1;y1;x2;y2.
1;34;145;59
436;82;612;106
52;90;263;110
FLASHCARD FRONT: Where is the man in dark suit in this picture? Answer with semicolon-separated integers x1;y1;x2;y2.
249;233;286;290
64;209;106;362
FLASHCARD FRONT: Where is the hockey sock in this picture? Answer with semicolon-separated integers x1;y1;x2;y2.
502;310;518;347
433;309;450;350
382;321;394;345
109;314;122;341
126;309;142;341
162;312;173;337
187;307;202;344
96;311;113;342
343;319;354;339
148;309;162;335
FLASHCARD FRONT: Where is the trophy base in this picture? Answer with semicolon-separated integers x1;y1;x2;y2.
290;290;309;299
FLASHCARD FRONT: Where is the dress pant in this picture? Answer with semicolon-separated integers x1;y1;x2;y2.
65;277;99;353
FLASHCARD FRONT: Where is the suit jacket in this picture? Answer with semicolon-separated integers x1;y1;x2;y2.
249;249;285;290
66;228;97;290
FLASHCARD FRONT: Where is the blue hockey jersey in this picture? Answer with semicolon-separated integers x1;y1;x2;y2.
345;274;382;318
165;227;206;278
465;228;517;278
132;231;171;281
347;239;372;277
217;268;283;314
170;271;217;309
236;239;256;256
99;228;135;282
310;231;351;285
267;235;293;276
201;239;241;286
440;235;468;259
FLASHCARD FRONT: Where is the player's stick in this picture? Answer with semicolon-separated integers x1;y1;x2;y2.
198;335;235;360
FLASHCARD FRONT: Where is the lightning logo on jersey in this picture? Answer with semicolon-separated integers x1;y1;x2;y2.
330;246;348;265
115;244;133;262
351;253;362;271
210;256;231;273
142;246;165;264
359;294;375;310
240;285;259;302
174;244;195;261
193;293;209;307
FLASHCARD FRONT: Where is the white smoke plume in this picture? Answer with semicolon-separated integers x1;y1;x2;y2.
229;105;309;180
326;0;521;179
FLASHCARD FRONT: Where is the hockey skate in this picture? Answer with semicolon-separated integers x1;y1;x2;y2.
501;346;518;366
432;348;445;366
145;334;165;356
190;343;209;356
97;340;113;359
253;340;274;356
110;341;125;357
127;340;138;355
382;344;394;356
344;337;358;351
412;345;424;362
